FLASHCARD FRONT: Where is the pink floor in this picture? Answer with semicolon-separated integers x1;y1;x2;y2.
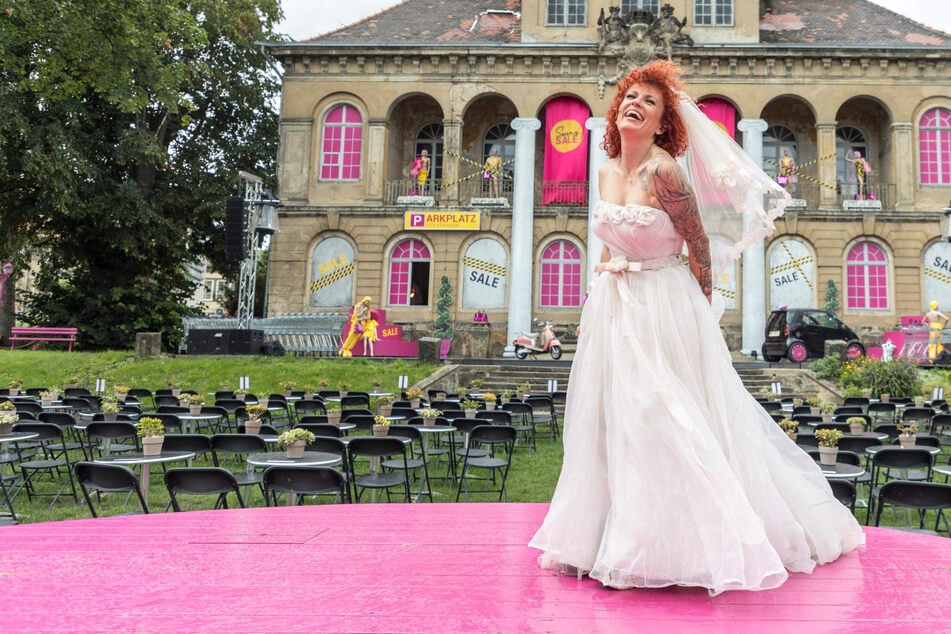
2;503;950;633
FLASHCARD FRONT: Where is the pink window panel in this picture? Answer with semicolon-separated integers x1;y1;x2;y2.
919;108;951;185
540;240;582;308
320;105;363;181
846;243;889;310
388;239;431;305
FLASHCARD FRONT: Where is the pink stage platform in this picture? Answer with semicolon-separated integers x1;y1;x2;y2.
2;503;950;633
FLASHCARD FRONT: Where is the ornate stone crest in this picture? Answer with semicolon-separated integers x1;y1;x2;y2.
597;3;694;98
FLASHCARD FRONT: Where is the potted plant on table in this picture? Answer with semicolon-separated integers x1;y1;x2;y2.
372;415;390;436
166;379;181;398
460;398;481;418
325;402;342;425
819;400;837;423
897;421;918;448
9;379;23;397
806;396;823;416
235;388;247;402
419;407;442;427
777;418;798;440
376;394;395;417
279;380;296;398
302;385;315;400
243;403;268;435
846;416;866;436
137;417;166;456
277;427;315;459
183;393;205;415
482;393;497;410
517;382;531;400
114;385;130;401
39;388;61;407
814;428;844;465
500;389;513;405
101;397;121;421
405;388;423;408
337;381;351;399
0;401;18;435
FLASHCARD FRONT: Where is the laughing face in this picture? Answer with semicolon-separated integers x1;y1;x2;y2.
616;82;665;138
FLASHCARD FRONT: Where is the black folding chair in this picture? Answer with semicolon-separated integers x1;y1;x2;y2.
262;466;349;505
74;462;149;517
164;467;245;511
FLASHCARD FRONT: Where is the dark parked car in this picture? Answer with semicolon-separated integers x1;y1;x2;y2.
762;308;865;363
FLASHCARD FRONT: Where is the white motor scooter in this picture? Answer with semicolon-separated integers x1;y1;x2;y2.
512;321;562;359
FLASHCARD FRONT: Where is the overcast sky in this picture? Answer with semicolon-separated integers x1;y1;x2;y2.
277;0;951;41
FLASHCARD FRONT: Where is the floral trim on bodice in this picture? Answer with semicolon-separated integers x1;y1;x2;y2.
593;201;662;225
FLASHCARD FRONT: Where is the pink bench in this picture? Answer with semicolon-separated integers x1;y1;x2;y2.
9;327;77;351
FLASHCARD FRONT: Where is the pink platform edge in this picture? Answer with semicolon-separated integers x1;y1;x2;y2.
1;503;949;633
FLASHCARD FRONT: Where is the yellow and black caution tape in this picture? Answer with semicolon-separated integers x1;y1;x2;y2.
925;267;951;286
765;153;837;191
440;150;515;189
464;256;507;278
309;262;354;293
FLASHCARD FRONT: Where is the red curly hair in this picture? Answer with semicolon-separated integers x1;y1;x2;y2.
602;60;689;159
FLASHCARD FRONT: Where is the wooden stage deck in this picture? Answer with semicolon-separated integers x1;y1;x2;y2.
1;503;949;633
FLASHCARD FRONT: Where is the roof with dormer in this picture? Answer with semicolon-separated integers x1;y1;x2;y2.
302;0;949;47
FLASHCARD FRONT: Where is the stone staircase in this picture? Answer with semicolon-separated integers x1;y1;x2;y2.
426;360;815;400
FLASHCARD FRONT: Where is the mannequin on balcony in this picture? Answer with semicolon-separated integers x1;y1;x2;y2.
483;149;503;198
409;149;430;196
848;150;872;200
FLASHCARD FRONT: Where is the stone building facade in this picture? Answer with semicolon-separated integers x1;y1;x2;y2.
266;0;951;357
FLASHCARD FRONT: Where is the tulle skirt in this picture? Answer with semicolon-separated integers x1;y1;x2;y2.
528;263;864;596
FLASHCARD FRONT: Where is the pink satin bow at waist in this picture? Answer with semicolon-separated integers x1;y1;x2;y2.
594;253;686;274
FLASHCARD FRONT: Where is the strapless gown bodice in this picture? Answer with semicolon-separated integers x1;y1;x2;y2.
593;200;685;262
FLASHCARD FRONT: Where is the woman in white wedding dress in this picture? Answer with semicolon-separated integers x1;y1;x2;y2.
528;61;864;596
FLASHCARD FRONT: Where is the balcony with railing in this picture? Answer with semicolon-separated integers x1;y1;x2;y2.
383;177;591;208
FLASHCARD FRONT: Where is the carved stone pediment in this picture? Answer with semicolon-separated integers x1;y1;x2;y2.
596;3;694;98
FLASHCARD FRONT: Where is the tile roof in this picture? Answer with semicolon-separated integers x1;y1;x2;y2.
305;0;949;48
307;0;521;44
761;0;950;46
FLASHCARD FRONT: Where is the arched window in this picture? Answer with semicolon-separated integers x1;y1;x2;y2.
763;125;797;179
319;104;363;181
919;107;951;185
846;242;889;310
540;240;582;308
415;123;444;183
388;239;431;306
836;126;867;195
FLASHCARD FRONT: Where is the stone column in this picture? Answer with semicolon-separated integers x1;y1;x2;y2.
504;117;541;357
891;122;914;210
816;123;838;210
737;118;768;357
442;118;462;204
586;117;608;279
365;119;388;202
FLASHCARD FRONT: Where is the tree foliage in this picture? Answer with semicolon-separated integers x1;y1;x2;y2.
0;0;284;349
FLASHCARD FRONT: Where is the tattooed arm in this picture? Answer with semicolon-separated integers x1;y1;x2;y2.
652;156;712;302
